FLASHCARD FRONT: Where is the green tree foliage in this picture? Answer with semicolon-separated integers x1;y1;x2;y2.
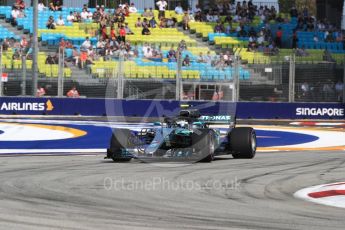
279;0;316;15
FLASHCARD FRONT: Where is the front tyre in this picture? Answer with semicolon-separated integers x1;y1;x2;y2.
192;129;215;162
201;134;215;162
230;127;256;159
107;128;134;162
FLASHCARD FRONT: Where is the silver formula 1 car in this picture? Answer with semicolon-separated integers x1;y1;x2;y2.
106;106;256;163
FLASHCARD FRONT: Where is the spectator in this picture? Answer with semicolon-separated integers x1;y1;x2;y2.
124;23;134;35
225;24;232;35
166;17;176;28
335;80;344;102
38;1;46;11
52;53;59;63
59;37;66;50
15;0;25;10
135;18;142;27
119;25;126;42
182;12;190;30
214;22;224;33
144;47;153;58
48;2;56;11
147;8;154;18
151;46;163;59
182;55;191;66
295;47;309;56
159;17;167;28
100;25;108;40
156;0;168;19
336;31;343;42
56;15;65;26
323;49;335;62
224;51;232;66
81;37;91;49
215;53;226;70
142;43;149;54
203;51;213;65
12;49;21;60
36;85;46;97
290;6;298;17
142;25;151;35
167;46;176;62
142;8;149;17
178;40;187;51
275;26;283;48
325;31;334;42
96;38;105;50
322;80;334;100
206;11;215;22
197;52;205;63
80;50;88;68
2;38;10;51
82;4;88;11
109;26;116;39
142;18;149;28
301;82;310;98
175;3;184;15
11;6;20;25
194;11;204;22
45;55;54;64
193;4;202;14
81;8;89;21
149;17;157;28
46;16;56;29
67;86;80;98
129;3;137;13
55;1;62;11
291;30;298;49
20;36;28;49
67;11;75;22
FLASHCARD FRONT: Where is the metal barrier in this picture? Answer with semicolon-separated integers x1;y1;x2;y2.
0;46;344;103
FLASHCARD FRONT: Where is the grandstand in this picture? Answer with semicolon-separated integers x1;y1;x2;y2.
0;1;343;102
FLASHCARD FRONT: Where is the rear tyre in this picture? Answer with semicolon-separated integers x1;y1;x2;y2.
230;127;256;159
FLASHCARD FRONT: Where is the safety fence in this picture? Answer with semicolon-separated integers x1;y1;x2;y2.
0;46;344;103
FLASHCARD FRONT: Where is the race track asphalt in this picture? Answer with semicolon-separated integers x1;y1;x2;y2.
0;150;344;230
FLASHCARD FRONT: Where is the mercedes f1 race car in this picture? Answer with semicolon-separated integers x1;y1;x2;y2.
106;105;256;163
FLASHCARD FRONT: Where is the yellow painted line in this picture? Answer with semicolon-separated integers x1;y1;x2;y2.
0;122;87;138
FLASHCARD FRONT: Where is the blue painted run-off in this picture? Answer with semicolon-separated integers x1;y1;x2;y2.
257;130;318;147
